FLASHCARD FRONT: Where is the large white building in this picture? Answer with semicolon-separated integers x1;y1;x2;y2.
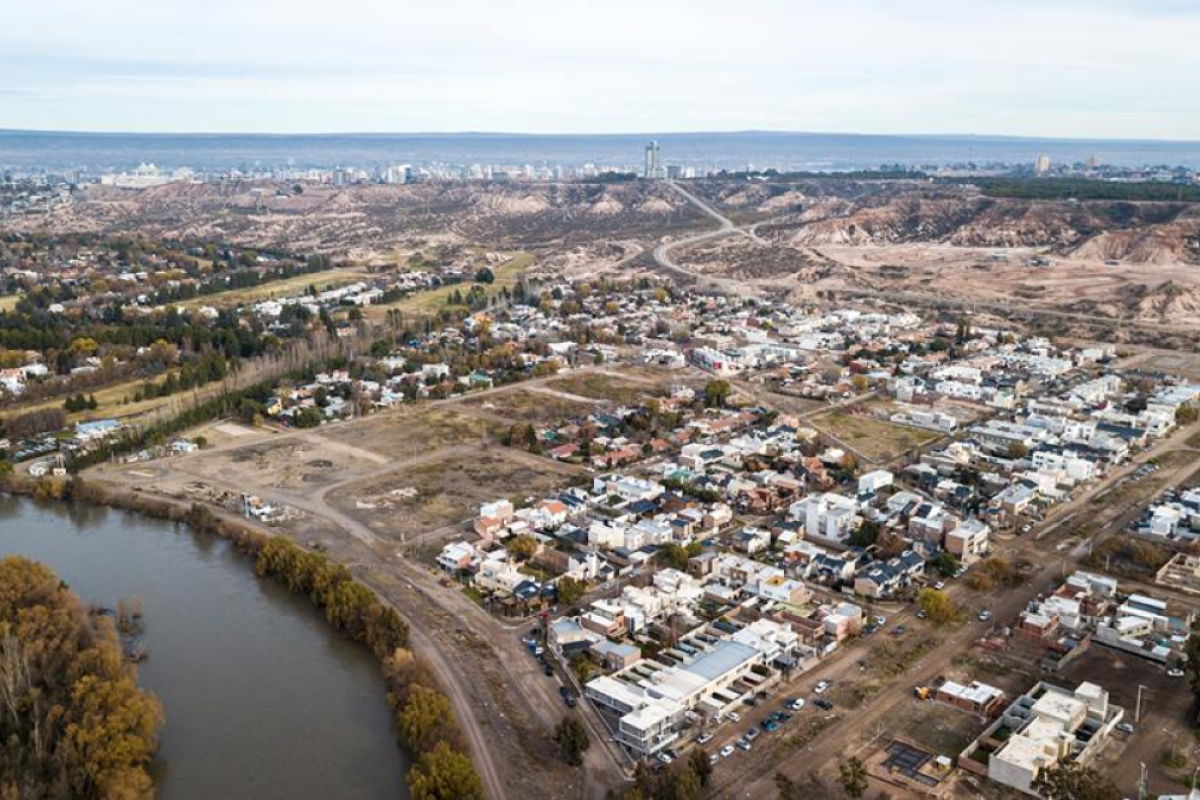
790;493;860;545
963;681;1123;796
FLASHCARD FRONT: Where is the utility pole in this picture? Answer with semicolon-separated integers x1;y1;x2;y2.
1138;762;1147;800
1136;684;1148;723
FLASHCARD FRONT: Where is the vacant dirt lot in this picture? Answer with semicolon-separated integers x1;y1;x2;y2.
328;406;501;460
812;408;941;463
459;387;597;426
332;448;580;544
545;372;661;405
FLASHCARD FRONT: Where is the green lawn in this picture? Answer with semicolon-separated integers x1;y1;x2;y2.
368;252;534;320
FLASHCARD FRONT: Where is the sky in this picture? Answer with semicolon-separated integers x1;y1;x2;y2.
3;0;1200;140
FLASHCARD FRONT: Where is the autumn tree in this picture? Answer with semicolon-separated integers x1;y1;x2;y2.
506;534;539;562
556;576;585;607
407;742;484;800
398;684;458;753
704;379;732;408
918;588;959;625
0;556;164;799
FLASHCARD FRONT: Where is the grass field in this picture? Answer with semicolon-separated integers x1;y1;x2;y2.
813;409;940;462
0;294;21;312
367;252;534;320
175;268;368;308
546;373;658;405
2;369;225;425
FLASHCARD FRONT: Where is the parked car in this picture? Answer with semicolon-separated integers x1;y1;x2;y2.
890;624;906;636
745;728;760;741
762;720;780;733
560;686;577;707
1117;722;1136;734
784;698;805;711
874;615;887;626
543;662;553;676
1168;668;1185;678
727;711;741;723
708;753;719;765
978;610;992;622
736;739;752;752
656;752;673;765
814;698;834;711
814;680;831;694
720;745;735;758
933;581;946;590
697;733;714;745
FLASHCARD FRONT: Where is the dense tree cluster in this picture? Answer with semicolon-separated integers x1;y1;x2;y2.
381;649;483;800
0;556;164;799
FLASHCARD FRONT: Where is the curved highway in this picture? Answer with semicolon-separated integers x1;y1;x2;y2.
652;181;752;294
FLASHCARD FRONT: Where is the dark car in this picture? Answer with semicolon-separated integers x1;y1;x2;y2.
814;698;834;711
560;686;577;707
543;662;553;677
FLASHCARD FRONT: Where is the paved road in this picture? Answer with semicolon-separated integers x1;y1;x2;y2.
652;181;758;295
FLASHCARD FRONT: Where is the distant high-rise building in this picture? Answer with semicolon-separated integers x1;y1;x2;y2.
644;140;662;179
1035;155;1051;174
1087;154;1101;169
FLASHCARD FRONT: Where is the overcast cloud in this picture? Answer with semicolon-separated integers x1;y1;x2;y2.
2;0;1198;139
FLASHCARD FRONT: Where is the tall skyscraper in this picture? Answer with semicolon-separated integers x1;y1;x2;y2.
644;141;661;179
1035;154;1051;174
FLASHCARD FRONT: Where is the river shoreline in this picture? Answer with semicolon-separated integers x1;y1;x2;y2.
1;470;485;799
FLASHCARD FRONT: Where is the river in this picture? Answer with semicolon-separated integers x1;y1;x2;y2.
0;495;408;800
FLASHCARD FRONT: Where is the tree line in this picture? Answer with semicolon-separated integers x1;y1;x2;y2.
253;537;483;799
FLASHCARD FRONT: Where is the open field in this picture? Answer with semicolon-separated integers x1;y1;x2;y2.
0;294;21;312
175;267;369;308
0;367;216;425
327;406;500;461
333;448;578;543
812;408;941;462
545;372;661;405
1134;350;1200;381
459;386;597;426
176;434;386;492
367;251;534;320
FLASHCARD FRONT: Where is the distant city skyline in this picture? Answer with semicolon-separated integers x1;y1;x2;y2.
4;0;1200;140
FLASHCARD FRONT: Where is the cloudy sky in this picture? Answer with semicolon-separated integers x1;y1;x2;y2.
3;0;1199;139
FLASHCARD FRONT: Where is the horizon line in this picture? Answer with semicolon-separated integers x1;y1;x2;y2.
3;127;1200;146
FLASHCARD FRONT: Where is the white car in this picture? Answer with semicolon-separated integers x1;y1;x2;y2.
933;581;946;591
656;752;673;765
874;615;887;626
727;712;741;723
1117;722;1135;734
697;733;714;745
1168;668;1185;678
720;745;735;758
814;680;831;694
978;610;992;621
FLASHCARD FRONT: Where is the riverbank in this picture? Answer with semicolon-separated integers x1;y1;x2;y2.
0;472;485;799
